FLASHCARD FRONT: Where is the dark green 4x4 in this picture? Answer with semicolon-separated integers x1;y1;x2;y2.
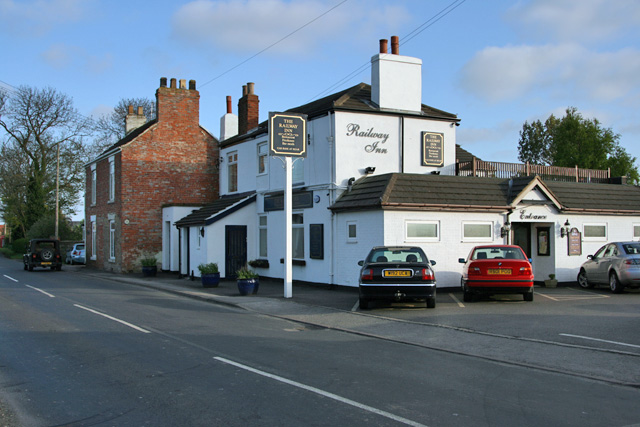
23;239;63;271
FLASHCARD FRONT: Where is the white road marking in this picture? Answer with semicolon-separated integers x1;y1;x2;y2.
214;356;428;427
536;290;609;301
351;299;360;312
74;304;151;333
449;293;465;307
3;274;18;282
25;285;55;298
560;333;640;349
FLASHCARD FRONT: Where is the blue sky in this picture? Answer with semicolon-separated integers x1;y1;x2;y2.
2;0;639;171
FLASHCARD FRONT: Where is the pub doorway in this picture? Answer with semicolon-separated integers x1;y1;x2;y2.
512;222;532;259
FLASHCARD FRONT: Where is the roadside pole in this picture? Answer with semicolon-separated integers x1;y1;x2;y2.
284;156;292;298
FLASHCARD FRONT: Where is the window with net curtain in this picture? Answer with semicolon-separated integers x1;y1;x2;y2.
292;213;304;259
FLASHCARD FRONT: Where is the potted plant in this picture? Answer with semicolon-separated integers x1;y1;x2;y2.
140;255;157;277
198;262;220;288
236;265;259;295
544;273;558;288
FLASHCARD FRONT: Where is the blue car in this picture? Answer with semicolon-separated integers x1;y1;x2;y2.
68;243;86;265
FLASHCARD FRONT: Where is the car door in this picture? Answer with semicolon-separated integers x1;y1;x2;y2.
594;244;616;283
584;245;607;283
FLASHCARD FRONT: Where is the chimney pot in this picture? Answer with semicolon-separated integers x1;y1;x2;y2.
247;82;255;95
128;105;134;114
391;35;399;54
160;77;167;87
379;39;388;54
226;96;232;114
170;78;177;88
189;79;196;90
179;79;186;89
137;106;144;115
242;85;248;96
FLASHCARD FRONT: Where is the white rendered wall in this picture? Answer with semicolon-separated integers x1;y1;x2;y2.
162;206;200;272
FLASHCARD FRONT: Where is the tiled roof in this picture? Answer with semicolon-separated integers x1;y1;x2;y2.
175;192;256;227
221;83;459;148
330;173;640;214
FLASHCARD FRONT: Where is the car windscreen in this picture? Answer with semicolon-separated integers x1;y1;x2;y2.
368;249;425;263
472;247;525;260
622;243;640;255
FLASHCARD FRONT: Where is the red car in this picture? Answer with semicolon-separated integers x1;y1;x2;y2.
459;245;534;302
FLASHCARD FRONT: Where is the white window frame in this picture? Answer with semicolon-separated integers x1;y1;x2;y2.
462;221;494;242
91;165;97;205
228;151;238;193
405;220;439;242
292;212;304;259
258;215;268;257
583;223;607;241
347;220;357;243
109;220;116;261
257;143;268;175
108;157;115;202
633;223;640;239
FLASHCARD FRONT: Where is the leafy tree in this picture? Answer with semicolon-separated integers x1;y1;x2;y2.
0;86;93;239
93;97;155;154
517;107;638;184
27;214;83;241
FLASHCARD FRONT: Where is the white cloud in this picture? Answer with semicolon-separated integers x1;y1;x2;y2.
171;0;409;56
41;43;73;69
506;0;640;44
459;43;640;104
40;43;113;74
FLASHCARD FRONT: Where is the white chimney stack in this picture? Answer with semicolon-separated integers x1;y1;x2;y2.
371;36;422;112
220;95;238;141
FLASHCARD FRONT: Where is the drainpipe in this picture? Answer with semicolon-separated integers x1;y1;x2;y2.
328;111;336;286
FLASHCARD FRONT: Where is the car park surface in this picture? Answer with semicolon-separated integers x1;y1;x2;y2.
459;245;534;302
358;245;436;309
577;241;640;293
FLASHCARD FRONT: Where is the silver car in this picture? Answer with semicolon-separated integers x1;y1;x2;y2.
577;242;640;293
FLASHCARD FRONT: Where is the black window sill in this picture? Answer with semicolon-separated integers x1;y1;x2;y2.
280;258;306;266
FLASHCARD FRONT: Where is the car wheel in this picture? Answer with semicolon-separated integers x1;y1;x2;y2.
426;297;436;308
40;249;54;261
609;272;624;294
524;290;534;302
23;263;27;271
577;269;593;288
28;263;33;272
359;298;369;310
56;265;62;271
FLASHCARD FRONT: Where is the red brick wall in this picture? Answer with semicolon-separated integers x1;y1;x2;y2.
86;80;219;273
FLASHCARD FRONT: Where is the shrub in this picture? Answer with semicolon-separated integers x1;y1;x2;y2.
197;262;219;275
11;238;28;254
236;265;258;279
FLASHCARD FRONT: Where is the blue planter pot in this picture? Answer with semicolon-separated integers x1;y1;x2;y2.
237;278;259;295
142;265;157;277
201;272;220;288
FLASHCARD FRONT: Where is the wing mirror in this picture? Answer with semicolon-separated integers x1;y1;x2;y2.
458;258;466;263
358;260;364;266
430;260;436;266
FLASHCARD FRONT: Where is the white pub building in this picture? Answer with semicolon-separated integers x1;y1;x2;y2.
164;37;640;289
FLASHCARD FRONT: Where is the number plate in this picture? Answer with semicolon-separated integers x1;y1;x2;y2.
41;262;52;266
488;268;511;275
383;270;412;277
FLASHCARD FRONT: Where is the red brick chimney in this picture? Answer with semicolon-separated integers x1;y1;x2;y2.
238;82;259;135
156;77;200;127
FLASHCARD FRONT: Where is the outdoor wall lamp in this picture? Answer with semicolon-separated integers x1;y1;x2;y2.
200;227;205;237
500;220;511;238
364;166;375;174
560;219;571;238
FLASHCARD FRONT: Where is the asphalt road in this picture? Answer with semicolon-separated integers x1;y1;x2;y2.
1;257;639;426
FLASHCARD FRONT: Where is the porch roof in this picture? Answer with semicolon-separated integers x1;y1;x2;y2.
175;192;256;227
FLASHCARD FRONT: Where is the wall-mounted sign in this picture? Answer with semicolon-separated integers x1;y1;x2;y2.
264;191;313;212
269;112;307;157
421;132;444;167
346;123;389;154
518;209;548;221
568;227;582;256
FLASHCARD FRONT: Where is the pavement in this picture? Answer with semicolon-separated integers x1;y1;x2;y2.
77;266;640;387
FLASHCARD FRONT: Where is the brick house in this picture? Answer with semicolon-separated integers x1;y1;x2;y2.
85;78;219;273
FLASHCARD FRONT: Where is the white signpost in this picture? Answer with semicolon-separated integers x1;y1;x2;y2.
269;112;307;298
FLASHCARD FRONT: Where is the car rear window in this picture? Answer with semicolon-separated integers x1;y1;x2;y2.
622;243;640;255
472;247;525;260
76;245;85;250
368;249;425;263
35;242;56;250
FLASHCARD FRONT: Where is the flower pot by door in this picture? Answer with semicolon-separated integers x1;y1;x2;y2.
237;278;259;295
201;272;220;288
142;266;157;277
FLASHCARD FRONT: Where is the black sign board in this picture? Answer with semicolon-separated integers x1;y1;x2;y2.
568;227;582;256
309;224;324;259
269;112;307;157
421;131;444;167
264;191;313;212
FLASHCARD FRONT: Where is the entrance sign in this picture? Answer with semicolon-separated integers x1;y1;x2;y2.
269;112;307;157
269;112;308;299
568;227;582;256
421;132;444;167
